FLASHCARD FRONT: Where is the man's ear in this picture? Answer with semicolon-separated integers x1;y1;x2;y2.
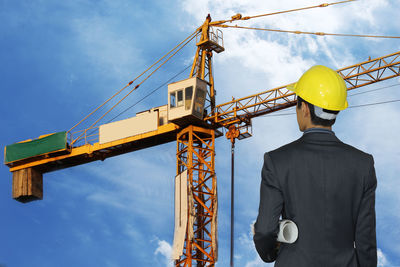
301;101;310;118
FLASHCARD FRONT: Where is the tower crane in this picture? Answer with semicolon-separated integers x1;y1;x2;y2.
4;1;400;266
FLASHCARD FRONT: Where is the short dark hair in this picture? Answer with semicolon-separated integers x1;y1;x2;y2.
296;96;339;127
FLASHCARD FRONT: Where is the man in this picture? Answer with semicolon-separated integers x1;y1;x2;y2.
253;65;377;267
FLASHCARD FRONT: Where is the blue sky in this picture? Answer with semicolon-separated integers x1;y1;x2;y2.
1;0;399;266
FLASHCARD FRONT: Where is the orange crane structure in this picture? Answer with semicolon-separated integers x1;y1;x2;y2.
4;2;400;266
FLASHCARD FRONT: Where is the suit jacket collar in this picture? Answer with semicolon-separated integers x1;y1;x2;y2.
300;130;342;144
303;127;334;135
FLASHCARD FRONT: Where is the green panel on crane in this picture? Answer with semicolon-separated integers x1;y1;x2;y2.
5;131;68;164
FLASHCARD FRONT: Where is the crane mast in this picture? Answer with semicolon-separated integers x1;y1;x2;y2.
175;15;223;267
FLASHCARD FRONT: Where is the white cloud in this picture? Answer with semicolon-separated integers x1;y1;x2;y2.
154;239;174;267
378;248;391;267
236;226;274;267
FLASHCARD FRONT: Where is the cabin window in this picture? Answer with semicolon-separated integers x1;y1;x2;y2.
194;88;206;114
185;86;193;110
170;92;176;108
177;90;183;107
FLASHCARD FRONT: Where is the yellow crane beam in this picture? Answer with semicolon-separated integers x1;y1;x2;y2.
6;51;400;174
7;123;180;173
205;51;400;128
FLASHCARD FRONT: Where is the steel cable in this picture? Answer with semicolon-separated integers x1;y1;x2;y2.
215;25;400;39
68;29;198;135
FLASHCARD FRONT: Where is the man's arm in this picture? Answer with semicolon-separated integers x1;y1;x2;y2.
355;155;377;266
253;152;283;262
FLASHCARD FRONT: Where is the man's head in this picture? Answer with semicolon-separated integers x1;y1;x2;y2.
296;96;340;131
287;65;348;131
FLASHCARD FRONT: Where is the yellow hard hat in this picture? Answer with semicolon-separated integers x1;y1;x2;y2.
287;65;348;111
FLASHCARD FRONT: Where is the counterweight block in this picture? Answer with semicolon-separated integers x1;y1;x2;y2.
12;168;43;203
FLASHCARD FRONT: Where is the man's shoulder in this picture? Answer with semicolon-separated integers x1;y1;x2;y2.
338;141;373;159
334;141;375;170
265;134;373;163
264;138;303;163
268;138;301;154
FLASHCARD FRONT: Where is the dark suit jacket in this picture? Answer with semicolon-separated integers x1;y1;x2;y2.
254;130;377;267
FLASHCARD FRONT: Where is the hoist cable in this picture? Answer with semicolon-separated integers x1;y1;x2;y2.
107;64;192;123
347;99;400;108
67;29;198;135
262;99;400;117
348;84;400;97
246;0;355;19
212;0;356;25
82;65;192;141
70;32;198;145
215;25;400;39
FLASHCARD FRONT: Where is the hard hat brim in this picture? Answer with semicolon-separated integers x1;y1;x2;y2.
286;83;297;93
